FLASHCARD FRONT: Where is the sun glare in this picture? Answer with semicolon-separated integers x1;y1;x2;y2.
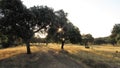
57;28;63;33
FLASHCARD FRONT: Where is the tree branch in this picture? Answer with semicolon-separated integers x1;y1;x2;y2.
33;25;46;33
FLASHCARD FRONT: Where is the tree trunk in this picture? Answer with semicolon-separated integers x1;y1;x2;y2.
25;40;31;54
61;40;64;50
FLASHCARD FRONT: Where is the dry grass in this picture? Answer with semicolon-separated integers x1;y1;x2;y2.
0;43;120;68
0;45;40;60
48;43;120;68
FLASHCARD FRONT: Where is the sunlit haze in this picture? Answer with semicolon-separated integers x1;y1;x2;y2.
21;0;120;38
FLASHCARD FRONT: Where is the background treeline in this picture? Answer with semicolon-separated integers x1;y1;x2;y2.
1;23;120;48
94;24;120;45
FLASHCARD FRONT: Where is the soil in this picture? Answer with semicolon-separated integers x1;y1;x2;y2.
0;48;88;68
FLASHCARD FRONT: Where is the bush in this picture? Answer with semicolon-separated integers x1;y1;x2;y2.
1;42;10;48
117;40;120;45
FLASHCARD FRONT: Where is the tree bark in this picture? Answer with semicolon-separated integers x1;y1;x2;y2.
61;40;65;50
25;40;31;54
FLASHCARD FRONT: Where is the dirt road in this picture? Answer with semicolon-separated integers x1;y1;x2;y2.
0;48;88;68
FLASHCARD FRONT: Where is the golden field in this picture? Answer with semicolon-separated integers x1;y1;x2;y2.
0;43;120;68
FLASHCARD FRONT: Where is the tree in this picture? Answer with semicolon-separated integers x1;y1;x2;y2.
46;26;58;43
0;0;27;48
112;24;120;35
0;0;55;54
111;24;120;45
47;10;82;49
94;37;107;45
55;10;68;49
66;23;81;44
82;34;94;48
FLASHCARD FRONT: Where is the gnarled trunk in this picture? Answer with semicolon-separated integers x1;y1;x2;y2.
25;40;31;54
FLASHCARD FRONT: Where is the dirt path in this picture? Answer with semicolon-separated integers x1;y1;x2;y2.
0;48;88;68
36;50;87;68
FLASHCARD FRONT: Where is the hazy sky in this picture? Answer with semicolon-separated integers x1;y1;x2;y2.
21;0;120;38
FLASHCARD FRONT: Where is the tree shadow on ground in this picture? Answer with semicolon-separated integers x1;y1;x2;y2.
0;49;87;68
67;50;120;68
1;48;120;68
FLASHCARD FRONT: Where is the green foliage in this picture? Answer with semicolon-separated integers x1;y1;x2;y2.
111;24;120;45
94;36;116;45
0;0;55;54
82;34;94;45
0;33;9;48
116;34;120;41
67;26;81;44
0;33;23;48
0;0;26;12
0;0;82;53
46;10;81;44
29;6;55;30
94;37;107;45
112;24;120;35
0;33;8;43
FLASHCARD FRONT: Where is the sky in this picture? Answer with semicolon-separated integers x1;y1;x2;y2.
21;0;120;38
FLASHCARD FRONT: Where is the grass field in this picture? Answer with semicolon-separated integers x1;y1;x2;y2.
0;43;120;68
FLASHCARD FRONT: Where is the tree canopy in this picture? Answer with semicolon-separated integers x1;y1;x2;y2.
46;10;81;44
111;24;120;45
0;0;55;54
0;0;82;53
82;34;94;45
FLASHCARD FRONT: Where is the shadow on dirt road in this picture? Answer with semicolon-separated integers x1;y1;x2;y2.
0;48;88;68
